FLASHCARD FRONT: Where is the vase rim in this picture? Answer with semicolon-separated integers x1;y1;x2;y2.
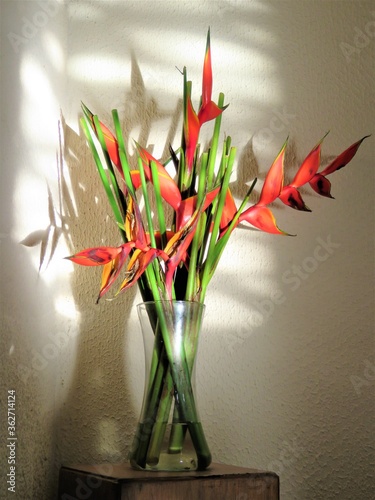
137;300;205;308
136;299;204;307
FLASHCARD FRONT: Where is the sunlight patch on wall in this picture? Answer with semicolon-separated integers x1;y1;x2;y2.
41;30;65;73
97;418;120;459
67;54;131;83
55;295;81;321
20;55;58;145
212;229;278;299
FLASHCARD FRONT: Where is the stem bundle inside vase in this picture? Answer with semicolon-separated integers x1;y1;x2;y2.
129;300;210;471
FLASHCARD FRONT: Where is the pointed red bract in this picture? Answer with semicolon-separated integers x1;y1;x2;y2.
309;173;333;198
239;206;288;235
99;121;121;169
183;30;225;172
320;135;370;176
258;141;286;206
220;189;237;230
291;139;323;187
308;136;369;198
201;29;212;109
184;96;200;171
66;246;123;266
198;100;223;125
136;144;182;210
198;29;225;125
279;186;311;211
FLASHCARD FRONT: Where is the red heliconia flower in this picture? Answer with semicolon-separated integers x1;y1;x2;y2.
239;140;288;235
184;30;225;172
66;242;139;301
279;134;327;211
72;35;370;307
136;143;182;210
197;29;223;126
66;245;129;266
309;135;370;198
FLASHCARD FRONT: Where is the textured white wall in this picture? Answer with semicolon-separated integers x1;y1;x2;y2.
1;1;374;499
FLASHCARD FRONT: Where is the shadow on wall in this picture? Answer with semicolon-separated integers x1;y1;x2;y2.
54;54;184;468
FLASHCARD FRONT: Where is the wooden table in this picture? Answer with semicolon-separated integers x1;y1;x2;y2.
58;462;279;499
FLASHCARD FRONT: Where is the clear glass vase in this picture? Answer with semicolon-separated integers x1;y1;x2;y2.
129;300;211;471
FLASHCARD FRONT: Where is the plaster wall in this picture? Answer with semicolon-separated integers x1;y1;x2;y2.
1;1;374;499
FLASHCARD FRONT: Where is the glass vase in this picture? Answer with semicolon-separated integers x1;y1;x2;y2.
129;300;211;471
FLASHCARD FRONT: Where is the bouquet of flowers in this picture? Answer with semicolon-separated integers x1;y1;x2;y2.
68;32;367;305
66;30;368;470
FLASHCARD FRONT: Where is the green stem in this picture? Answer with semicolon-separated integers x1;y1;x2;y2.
206;93;226;189
150;161;168;249
200;147;236;299
185;153;208;301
